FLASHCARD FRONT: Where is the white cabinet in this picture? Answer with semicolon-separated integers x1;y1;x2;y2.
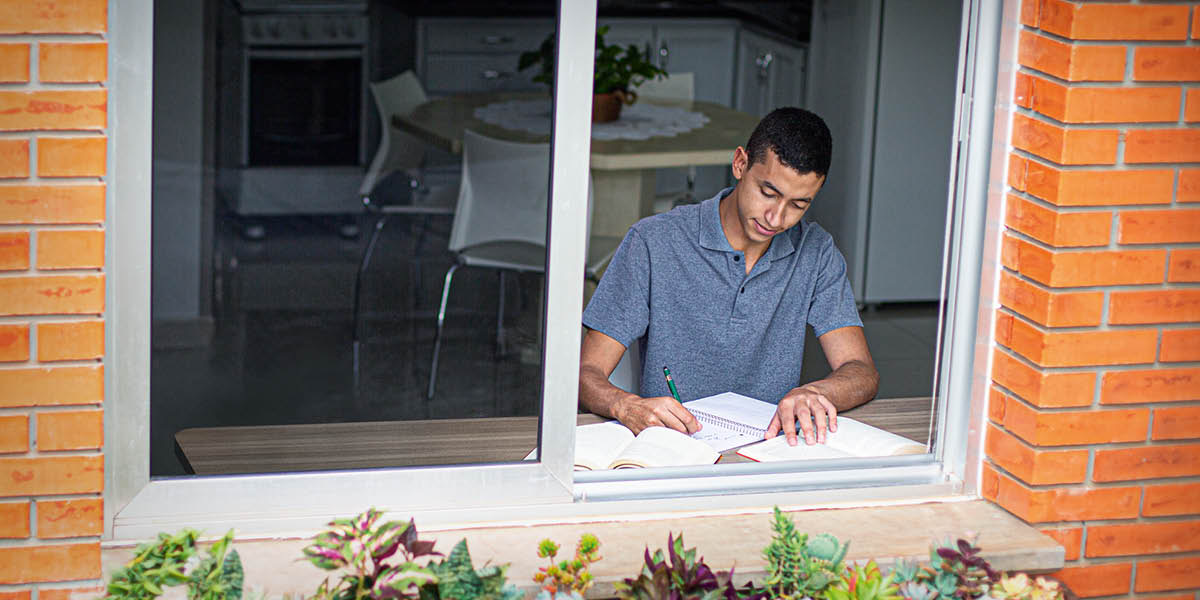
736;28;807;118
804;0;962;304
416;18;554;96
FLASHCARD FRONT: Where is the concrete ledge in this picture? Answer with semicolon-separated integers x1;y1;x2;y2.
102;500;1062;597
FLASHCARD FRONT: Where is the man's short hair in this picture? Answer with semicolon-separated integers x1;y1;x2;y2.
744;107;833;177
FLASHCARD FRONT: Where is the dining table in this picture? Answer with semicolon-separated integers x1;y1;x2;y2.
392;93;761;239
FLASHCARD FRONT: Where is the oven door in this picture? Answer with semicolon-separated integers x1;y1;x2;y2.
244;48;364;167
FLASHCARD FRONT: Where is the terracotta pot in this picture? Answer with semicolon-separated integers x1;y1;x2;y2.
592;90;636;123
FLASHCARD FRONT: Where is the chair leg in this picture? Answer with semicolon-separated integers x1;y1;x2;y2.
352;212;389;393
496;271;507;356
427;262;459;400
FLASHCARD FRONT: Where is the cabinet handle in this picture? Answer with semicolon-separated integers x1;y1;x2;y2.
658;42;669;69
481;69;513;80
481;35;514;45
755;52;774;80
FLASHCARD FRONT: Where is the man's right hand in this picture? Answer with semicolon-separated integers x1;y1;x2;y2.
613;395;702;435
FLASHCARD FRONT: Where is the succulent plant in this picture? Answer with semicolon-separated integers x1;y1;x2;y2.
922;538;998;599
897;581;938;600
988;573;1064;600
826;560;901;600
533;534;602;598
615;533;758;600
888;560;922;585
806;533;850;566
760;507;846;599
423;539;523;600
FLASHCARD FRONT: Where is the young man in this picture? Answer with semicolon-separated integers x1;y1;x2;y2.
579;107;878;447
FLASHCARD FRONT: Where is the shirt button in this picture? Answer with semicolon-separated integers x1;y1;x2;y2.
740;287;745;294
733;255;741;262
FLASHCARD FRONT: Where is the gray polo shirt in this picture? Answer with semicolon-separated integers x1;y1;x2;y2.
583;187;862;404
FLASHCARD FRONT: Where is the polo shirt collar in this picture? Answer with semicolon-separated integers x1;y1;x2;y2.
699;187;801;261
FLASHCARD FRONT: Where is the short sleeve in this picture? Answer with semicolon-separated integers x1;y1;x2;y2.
582;228;651;347
806;237;863;337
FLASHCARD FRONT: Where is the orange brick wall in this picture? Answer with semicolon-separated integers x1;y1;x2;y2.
0;0;107;592
986;0;1200;596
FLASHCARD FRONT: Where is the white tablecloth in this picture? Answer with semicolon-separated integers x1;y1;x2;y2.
473;99;709;141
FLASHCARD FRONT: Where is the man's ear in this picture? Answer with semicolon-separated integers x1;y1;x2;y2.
731;146;749;181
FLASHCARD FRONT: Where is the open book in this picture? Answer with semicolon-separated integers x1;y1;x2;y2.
572;421;719;470
737;416;926;462
682;392;779;452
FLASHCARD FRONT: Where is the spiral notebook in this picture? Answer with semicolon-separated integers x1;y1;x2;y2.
683;392;779;452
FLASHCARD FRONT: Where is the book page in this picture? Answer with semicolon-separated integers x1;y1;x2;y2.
737;417;925;462
683;392;779;452
574;421;636;470
608;426;720;469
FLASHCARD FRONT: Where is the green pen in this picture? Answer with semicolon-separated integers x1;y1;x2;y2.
663;366;682;403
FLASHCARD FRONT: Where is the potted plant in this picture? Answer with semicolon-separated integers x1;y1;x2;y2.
518;26;668;123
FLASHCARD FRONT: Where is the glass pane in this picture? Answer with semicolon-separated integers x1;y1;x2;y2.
150;0;561;477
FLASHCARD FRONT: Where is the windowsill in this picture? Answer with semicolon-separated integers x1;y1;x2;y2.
100;499;1062;596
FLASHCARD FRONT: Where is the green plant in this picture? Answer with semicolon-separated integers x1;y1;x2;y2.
104;528;243;600
614;533;757;600
988;573;1064;600
423;539;524;600
533;534;602;598
922;539;998;599
760;507;846;599
518;26;667;95
827;561;901;600
304;508;440;600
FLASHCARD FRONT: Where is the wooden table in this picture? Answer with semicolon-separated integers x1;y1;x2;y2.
175;396;933;475
393;93;760;238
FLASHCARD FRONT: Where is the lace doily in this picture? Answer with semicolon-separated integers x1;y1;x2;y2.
473;99;709;141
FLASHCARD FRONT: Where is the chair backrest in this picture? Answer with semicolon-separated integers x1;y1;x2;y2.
635;73;695;102
448;130;551;252
371;70;428;119
361;71;430;196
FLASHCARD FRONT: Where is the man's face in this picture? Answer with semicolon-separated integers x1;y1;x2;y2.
729;146;826;246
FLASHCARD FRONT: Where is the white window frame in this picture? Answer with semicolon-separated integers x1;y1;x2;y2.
104;0;1011;540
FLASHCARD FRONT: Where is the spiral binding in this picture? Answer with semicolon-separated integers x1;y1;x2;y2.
693;410;764;437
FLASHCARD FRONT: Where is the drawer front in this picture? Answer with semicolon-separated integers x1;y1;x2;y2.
423;19;553;54
424;54;544;94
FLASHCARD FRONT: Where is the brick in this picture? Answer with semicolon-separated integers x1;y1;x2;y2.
1109;289;1200;325
1093;443;1200;481
1050;562;1132;598
992;350;1095;408
1040;1;1189;41
1134;47;1200;82
985;424;1087;484
1087;521;1200;558
1029;76;1180;123
1135;556;1200;592
995;311;1157;367
0;366;102;408
1003;234;1164;287
0;91;106;131
988;386;1006;424
998;272;1099;328
1160;328;1200;362
36;229;103;270
1018;31;1125;82
1008;154;1028;191
0;185;104;224
1102;367;1200;404
0;455;102;497
0;43;29;82
985;462;1140;522
1126;129;1200;164
0;592;30;600
1038;527;1080;561
1143;482;1200;516
36;409;101;451
1003;400;1148;446
36;498;101;538
37;137;106;178
1011;113;1118;165
0;501;29;537
38;587;104;600
0;0;106;34
0;231;29;270
0;274;104;316
0;541;99;583
38;42;106;83
1168;249;1200;283
1020;0;1038;28
1024;162;1174;206
0;414;28;453
1152;406;1200;441
1005;194;1110;247
0;138;29;178
37;320;102;362
1187;89;1200;123
0;323;30;362
1118;209;1200;244
1181;169;1200;203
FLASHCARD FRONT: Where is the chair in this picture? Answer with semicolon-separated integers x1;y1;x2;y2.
352;71;454;386
427;130;619;399
636;73;698;213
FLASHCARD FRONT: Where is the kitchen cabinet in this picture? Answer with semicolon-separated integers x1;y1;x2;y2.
736;28;806;118
804;0;962;304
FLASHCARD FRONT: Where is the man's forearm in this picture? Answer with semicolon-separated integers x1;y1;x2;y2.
579;365;637;421
798;360;879;412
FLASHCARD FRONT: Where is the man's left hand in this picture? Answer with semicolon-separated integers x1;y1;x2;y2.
766;386;838;446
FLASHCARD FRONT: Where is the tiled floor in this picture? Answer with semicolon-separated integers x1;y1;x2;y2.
151;205;940;477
